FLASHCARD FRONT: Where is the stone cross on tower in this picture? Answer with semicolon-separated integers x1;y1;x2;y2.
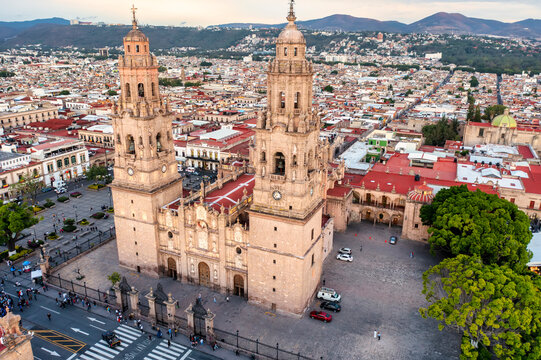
131;5;138;29
287;0;296;22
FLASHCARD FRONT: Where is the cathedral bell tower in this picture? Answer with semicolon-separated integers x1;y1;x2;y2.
247;1;326;314
110;7;182;276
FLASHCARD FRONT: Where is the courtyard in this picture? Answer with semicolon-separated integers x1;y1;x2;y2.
53;222;461;360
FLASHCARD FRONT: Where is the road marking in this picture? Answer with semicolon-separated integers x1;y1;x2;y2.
40;306;60;314
179;349;192;360
71;327;89;336
87;317;106;325
66;354;78;360
118;324;142;336
89;324;106;332
32;329;86;353
88;346;115;359
93;343;119;355
80;354;107;360
157;344;182;357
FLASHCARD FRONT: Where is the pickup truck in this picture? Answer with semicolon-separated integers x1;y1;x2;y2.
316;287;341;302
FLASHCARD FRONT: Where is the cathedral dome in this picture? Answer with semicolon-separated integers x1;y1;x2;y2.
407;182;434;203
125;28;148;42
491;108;517;128
277;21;305;45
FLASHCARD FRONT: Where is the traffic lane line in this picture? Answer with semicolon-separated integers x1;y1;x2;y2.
179;349;192;360
40;305;60;314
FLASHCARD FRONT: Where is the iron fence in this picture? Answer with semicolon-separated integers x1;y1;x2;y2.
213;327;314;360
48;227;115;268
46;273;116;306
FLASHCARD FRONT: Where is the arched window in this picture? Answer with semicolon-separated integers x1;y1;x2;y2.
151;83;156;97
261;152;266;162
117;134;121;144
136;45;140;53
284;47;288;56
127;45;131;53
294;92;300;109
57;159;62;168
274;152;285;175
156;133;162;152
125;83;131;98
139;136;143;146
127;135;135;154
149;135;153;146
294;47;298;56
144;45;147;52
138;83;144;97
292;155;297;166
280;92;285;109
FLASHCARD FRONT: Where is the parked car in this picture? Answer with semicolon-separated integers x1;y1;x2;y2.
389;236;398;245
55;188;66;194
309;311;332;323
336;253;353;262
186;167;196;173
41;187;53;193
102;331;121;348
317;287;341;302
338;247;352;255
320;301;341;312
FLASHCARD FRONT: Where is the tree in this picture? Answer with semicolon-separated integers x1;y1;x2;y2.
420;187;532;271
200;61;212;67
422;117;460;146
107;272;121;287
323;85;334;93
0;70;15;78
0;202;39;251
469;75;479;88
473;105;482;122
420;255;541;359
158;66;167;73
85;165;108;182
59;90;70;96
11;175;44;205
466;95;475;121
482;105;506;121
106;89;118;96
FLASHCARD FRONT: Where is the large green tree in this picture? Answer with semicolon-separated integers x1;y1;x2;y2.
0;202;39;251
421;255;541;359
420;187;532;271
85;165;108;182
10;175;44;205
422;117;460;146
482;105;507;121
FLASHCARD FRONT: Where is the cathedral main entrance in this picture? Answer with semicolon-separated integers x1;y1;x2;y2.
198;262;210;286
167;257;177;280
233;275;245;297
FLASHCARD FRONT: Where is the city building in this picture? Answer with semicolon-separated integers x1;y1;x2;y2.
112;5;342;315
0;104;58;129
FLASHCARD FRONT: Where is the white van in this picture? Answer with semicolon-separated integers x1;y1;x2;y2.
316;287;341;302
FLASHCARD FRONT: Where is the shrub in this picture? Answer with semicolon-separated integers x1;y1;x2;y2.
91;212;105;219
43;199;55;208
57;196;69;202
107;207;114;213
47;233;59;240
63;218;75;226
28;240;44;249
70;192;82;198
79;219;90;226
8;248;33;261
32;205;44;212
62;225;77;232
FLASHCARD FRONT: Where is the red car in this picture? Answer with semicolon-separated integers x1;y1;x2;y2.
309;310;332;323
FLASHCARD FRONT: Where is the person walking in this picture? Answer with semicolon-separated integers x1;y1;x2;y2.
167;339;171;348
377;332;381;341
47;312;51;321
322;279;326;286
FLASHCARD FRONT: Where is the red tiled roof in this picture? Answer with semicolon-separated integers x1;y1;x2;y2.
203;174;255;212
517;145;535;159
327;184;352;198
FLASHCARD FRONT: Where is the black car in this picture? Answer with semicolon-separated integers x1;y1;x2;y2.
320;301;341;312
389;236;397;245
102;331;121;348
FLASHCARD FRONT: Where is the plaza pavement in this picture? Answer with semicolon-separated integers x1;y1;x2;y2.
53;222;461;360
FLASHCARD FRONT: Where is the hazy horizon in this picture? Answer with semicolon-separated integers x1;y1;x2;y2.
1;0;540;27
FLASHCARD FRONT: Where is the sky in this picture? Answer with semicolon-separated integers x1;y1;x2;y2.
1;0;540;26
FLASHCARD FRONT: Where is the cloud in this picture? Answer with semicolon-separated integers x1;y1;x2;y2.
1;0;539;26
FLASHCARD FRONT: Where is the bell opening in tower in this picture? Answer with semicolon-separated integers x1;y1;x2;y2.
274;152;285;175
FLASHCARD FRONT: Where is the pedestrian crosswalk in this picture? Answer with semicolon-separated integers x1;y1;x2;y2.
75;324;142;360
144;339;188;360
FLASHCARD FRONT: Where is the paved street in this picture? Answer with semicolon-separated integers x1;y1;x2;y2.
0;280;235;360
53;222;461;360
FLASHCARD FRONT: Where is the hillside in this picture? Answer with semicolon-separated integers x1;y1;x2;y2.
0;17;69;40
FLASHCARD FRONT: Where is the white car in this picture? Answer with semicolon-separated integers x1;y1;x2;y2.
336;254;353;262
338;247;352;255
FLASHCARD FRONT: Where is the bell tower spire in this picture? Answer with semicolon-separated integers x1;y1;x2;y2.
287;0;296;22
131;4;138;29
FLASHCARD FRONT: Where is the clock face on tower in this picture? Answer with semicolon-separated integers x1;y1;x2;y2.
272;190;282;201
127;167;134;176
162;164;167;173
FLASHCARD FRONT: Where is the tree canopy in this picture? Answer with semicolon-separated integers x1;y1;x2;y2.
85;165;108;181
420;186;532;272
422;117;460;146
421;255;541;360
10;175;44;205
323;85;334;93
482;105;507;121
0;201;39;251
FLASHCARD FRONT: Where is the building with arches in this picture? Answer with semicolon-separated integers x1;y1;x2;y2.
112;5;343;315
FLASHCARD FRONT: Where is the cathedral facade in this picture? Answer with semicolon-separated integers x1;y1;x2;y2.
112;5;342;315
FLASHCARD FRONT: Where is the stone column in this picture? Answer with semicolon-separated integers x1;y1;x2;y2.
185;303;194;335
145;287;157;326
129;286;140;316
164;292;177;328
38;252;50;281
113;284;122;308
204;308;216;343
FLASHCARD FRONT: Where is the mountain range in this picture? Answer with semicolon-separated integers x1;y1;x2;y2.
217;12;541;38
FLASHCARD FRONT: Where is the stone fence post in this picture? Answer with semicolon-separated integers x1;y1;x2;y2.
129;286;140;316
165;292;177;328
145;287;157;326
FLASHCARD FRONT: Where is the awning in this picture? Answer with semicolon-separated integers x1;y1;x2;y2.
31;269;42;279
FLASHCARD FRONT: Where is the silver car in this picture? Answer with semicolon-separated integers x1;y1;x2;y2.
338;247;352;255
336;253;353;262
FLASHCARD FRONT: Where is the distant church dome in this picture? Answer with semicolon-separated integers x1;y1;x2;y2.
408;182;434;203
491;108;517;128
276;2;305;45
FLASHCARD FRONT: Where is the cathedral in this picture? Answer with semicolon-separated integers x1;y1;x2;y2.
111;4;346;314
